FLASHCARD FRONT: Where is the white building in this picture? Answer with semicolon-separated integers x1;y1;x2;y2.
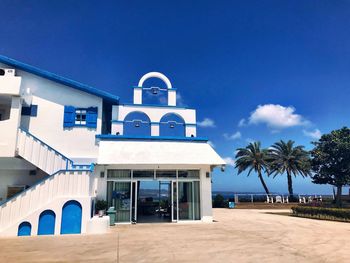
0;55;225;237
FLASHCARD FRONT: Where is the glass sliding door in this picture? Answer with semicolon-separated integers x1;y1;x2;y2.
172;181;177;221
178;182;193;220
178;181;200;220
107;181;131;223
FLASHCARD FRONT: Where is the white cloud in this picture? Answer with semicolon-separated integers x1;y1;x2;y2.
303;129;321;139
223;131;242;140
207;140;215;148
198;118;216;128
223;157;235;167
248;104;308;129
238;118;246;127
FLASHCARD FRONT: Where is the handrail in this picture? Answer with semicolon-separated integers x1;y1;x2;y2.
0;169;92;207
18;128;74;164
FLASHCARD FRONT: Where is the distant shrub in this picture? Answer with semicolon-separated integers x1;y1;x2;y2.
292;206;350;222
213;194;227;208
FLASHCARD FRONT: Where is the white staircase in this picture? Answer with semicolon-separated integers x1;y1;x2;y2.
0;129;95;236
16;129;73;174
0;170;92;235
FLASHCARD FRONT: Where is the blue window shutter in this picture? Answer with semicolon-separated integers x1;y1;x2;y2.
64;106;75;128
86;107;98;128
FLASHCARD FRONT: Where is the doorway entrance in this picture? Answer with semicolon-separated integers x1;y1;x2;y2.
135;181;172;223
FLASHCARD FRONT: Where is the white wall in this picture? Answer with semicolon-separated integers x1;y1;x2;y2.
0;96;22;157
4;65;104;159
0;167;46;202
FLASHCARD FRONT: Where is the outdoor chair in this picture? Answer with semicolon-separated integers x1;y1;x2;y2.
282;196;289;203
299;196;306;203
266;195;273;203
275;196;282;203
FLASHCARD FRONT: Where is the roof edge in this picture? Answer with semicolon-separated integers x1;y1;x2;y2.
0;55;119;103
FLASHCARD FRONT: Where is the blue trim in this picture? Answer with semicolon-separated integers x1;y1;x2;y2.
120;103;190;109
111;120;196;126
0;169;92;207
0;55;119;103
95;134;208;142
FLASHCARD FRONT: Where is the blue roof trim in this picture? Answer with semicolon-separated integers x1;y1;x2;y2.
96;134;208;142
120;103;190;109
0;55;119;103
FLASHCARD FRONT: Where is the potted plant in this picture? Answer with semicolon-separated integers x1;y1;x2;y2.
95;199;108;217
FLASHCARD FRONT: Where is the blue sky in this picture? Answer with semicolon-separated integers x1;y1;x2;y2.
1;1;350;194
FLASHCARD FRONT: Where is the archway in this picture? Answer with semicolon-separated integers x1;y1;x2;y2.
38;210;56;235
60;200;82;234
124;111;151;136
18;221;31;236
160;113;185;137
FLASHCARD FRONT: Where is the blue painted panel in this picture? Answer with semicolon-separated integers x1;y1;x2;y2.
60;200;82;234
18;221;31;236
86;107;98;128
21;105;38;117
124;111;151;136
160;113;185;137
38;210;56;235
63;106;76;128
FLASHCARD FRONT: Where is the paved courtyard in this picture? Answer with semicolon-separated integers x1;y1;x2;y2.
1;209;350;262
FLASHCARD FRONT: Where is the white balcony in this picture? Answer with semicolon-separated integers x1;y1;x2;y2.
0;75;22;96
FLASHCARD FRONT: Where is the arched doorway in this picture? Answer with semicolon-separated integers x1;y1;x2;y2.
18;221;31;236
60;200;82;234
38;210;56;235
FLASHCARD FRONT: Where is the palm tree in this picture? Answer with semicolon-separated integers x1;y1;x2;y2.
235;141;270;194
268;140;311;198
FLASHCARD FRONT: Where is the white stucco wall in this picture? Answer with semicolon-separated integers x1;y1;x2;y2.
0;63;104;160
0;96;22;157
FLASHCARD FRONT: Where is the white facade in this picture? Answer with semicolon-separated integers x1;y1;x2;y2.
0;56;225;237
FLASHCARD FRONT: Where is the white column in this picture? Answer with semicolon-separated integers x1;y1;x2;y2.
133;87;142;104
168;89;176;106
151;123;160;136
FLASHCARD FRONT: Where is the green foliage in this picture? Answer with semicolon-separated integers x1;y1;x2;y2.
95;199;108;211
268;140;311;197
310;127;350;207
311;127;350;186
235;141;270;194
292;206;350;221
213;194;227;208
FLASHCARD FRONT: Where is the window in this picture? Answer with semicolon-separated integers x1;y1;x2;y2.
21;105;38;117
107;170;131;179
156;170;176;178
178;170;200;179
63;106;97;128
75;109;87;125
132;170;154;178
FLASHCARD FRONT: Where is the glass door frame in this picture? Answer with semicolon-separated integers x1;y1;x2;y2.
106;169;201;224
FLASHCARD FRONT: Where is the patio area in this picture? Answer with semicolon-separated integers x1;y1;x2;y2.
0;208;350;262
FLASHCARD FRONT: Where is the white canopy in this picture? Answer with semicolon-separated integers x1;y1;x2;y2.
97;140;225;166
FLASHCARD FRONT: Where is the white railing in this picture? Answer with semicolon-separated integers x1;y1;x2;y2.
17;129;73;174
0;170;90;232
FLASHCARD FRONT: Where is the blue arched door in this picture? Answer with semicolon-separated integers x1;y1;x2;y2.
18;221;31;236
38;210;56;235
60;200;82;234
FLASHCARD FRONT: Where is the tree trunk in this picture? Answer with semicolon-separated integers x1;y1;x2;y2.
336;186;342;207
287;170;293;198
258;170;270;194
